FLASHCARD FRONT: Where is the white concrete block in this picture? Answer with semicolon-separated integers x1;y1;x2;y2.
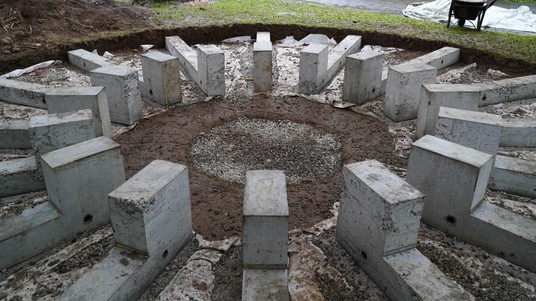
90;66;143;125
109;160;192;256
326;35;362;81
0;78;48;109
415;83;482;138
243;170;288;269
435;107;503;155
500;118;536;147
197;44;225;96
165;36;198;82
0;118;32;149
140;52;182;106
242;269;289;301
342;51;384;104
384;64;437;121
490;155;536;198
479;75;536;106
0;156;45;197
253;33;272;93
46;86;112;138
403;46;460;70
29;110;98;154
298;44;329;95
68;49;113;72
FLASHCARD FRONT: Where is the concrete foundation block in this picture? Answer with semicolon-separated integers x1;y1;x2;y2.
0;78;48;109
197;45;226;96
68;49;113;72
404;46;460;70
415;83;482;138
479;74;536;106
500;118;536;147
28;110;97;154
0;156;45;197
342;51;384;104
490;155;536;198
140;52;182;106
109;160;192;256
90;66;143;125
384;64;437;121
0;119;32;149
46;86;112;138
407;135;536;272
435;107;502;155
253;32;272;93
326;35;362;81
242;269;289;301
243;170;289;269
298;44;329;95
165;36;198;83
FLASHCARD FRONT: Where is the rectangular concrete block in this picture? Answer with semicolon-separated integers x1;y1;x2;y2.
490;155;536;198
500;118;536;147
28;109;98;154
407;135;494;223
435;107;503;155
0;118;32;149
90;66;143;125
108;160;192;256
479;75;536;106
68;49;113;72
415;83;482;138
384;64;437;121
0;78;48;109
404;46;460;70
197;44;225;96
242;269;289;301
326;35;362;81
253;33;273;93
342;51;384;104
337;160;424;259
165;36;198;82
243;170;289;269
140;52;182;106
298;44;329;95
46;86;112;138
0;156;45;197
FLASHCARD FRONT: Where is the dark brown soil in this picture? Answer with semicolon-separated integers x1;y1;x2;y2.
116;95;405;240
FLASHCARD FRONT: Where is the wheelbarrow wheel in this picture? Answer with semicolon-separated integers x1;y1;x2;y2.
457;19;466;27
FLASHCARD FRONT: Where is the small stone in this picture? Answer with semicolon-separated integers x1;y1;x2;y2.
3;49;11;55
1;37;12;45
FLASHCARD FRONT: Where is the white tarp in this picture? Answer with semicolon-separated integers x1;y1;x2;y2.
403;0;536;33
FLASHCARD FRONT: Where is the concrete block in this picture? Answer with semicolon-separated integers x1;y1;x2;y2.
165;36;198;83
403;46;460;70
479;75;536;106
298;44;329;95
197;45;225;96
489;155;536;198
0;119;32;149
407;135;536;272
326;35;362;82
28;110;97;154
415;83;482;138
59;160;192;301
500;118;536;147
140;52;182;106
46;86;112;137
243;170;288;269
384;64;437;121
109;160;192;256
435;107;502;155
253;32;272;93
0;78;48;109
90;65;143;125
0;137;125;269
342;51;384;104
0;156;45;197
68;49;113;72
242;269;289;301
337;160;469;301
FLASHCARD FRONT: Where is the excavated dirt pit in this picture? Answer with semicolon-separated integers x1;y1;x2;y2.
1;39;536;300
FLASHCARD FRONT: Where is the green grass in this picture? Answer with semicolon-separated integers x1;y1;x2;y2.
501;0;536;3
150;0;536;67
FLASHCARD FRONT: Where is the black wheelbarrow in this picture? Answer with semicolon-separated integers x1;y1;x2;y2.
447;0;498;31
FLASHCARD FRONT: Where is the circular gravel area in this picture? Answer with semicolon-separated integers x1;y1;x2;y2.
190;117;341;184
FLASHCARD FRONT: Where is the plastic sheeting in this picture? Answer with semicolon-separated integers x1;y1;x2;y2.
403;0;536;33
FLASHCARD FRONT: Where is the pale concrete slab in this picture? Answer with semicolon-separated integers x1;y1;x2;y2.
0;78;48;109
68;49;113;72
140;51;182;106
197;44;226;96
0;118;32;149
242;269;289;301
165;36;198;82
46;86;112;137
500;118;536;147
480;75;536;106
243;170;289;269
253;32;273;93
403;46;460;70
342;51;384;104
0;156;45;198
490;155;536;198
